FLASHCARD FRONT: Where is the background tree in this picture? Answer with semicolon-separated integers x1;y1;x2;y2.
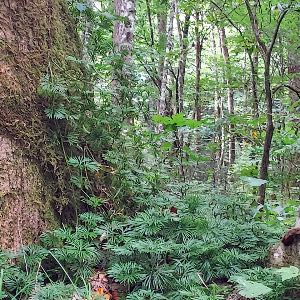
112;0;136;108
245;0;289;203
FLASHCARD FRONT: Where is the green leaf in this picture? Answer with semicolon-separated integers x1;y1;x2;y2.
172;113;186;126
83;196;105;208
185;119;201;128
235;277;272;298
152;115;173;125
161;142;172;151
275;266;300;281
100;12;117;21
107;262;146;285
68;156;100;172
45;107;68;119
240;176;268;187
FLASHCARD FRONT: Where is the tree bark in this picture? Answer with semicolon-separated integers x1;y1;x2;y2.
145;0;154;47
0;0;82;250
113;0;136;60
249;51;259;117
81;0;94;62
258;56;274;203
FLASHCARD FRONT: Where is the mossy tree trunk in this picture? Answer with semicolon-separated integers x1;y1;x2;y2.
0;0;82;250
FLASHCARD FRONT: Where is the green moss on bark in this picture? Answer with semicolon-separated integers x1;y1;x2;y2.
0;0;84;248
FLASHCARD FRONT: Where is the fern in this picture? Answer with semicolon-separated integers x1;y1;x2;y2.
38;75;67;98
29;283;76;300
129;208;170;236
141;264;174;291
104;191;284;297
68;156;100;172
107;262;146;286
0;190;287;299
79;212;105;227
45;107;68;119
126;289;167;300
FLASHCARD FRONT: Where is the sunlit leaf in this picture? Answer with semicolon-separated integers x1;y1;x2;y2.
240;176;268;187
275;266;300;281
234;277;272;298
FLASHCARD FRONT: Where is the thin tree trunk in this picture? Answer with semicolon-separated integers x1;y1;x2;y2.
172;4;191;177
193;10;204;165
112;0;136;105
219;27;235;164
81;0;94;62
176;7;191;113
157;2;168;90
194;12;203;121
145;0;155;47
158;0;175;117
288;51;300;102
211;29;225;183
258;56;274;203
248;51;259;117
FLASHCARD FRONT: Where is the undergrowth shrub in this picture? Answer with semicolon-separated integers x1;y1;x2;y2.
103;189;283;298
0;189;294;299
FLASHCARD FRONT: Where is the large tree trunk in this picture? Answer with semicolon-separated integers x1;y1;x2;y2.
113;0;136;58
0;0;82;250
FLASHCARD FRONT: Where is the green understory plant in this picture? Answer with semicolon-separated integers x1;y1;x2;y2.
103;188;285;298
231;266;300;299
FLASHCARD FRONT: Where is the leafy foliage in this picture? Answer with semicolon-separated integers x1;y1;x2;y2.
231;266;300;299
103;190;283;297
0;189;288;299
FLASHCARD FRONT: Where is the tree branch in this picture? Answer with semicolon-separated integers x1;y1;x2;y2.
145;0;155;47
210;0;244;37
272;84;300;97
267;9;289;56
245;0;267;55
